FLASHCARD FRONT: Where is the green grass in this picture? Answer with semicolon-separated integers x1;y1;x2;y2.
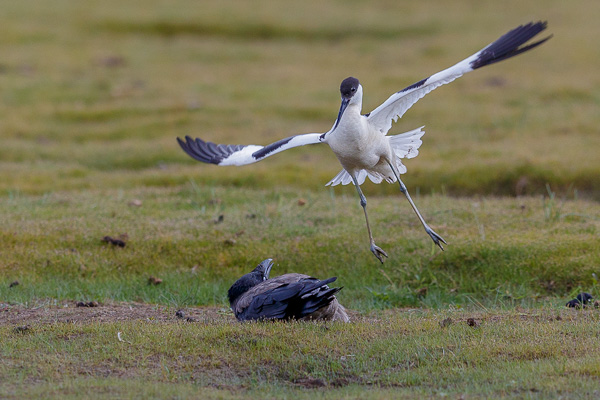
2;309;600;399
1;186;599;309
1;0;600;397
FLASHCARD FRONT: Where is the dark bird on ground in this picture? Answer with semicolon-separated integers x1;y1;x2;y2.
178;22;551;263
566;292;594;308
228;259;349;322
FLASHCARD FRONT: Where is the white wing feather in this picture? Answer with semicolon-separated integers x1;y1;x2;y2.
178;133;323;166
367;58;475;135
368;21;550;135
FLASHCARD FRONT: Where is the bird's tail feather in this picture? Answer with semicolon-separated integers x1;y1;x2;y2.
296;281;342;319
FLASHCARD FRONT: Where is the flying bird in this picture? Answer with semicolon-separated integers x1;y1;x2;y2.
228;258;350;322
179;22;550;263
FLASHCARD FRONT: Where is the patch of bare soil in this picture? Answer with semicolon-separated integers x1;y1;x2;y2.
1;302;592;328
0;301;235;325
0;301;367;326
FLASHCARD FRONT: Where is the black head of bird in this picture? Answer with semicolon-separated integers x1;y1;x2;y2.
334;76;362;130
227;258;273;305
340;77;360;100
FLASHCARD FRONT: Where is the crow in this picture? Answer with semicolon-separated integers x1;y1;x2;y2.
228;259;349;322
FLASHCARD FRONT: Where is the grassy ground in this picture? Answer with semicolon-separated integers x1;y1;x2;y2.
1;0;600;398
1;186;599;309
2;306;600;399
2;186;599;398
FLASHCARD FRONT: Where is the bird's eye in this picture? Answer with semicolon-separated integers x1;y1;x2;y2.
351;87;356;92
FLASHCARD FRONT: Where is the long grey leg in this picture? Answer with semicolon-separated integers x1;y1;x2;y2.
350;174;388;263
387;161;447;250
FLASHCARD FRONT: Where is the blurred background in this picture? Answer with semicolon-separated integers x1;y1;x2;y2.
1;0;599;198
1;0;600;309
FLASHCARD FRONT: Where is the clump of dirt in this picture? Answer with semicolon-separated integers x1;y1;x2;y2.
101;235;126;247
0;302;367;326
76;301;99;308
175;309;198;322
147;276;163;285
294;377;327;388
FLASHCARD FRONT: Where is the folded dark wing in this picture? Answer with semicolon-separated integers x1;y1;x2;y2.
235;276;341;321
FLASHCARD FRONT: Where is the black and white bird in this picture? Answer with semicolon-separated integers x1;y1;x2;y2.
228;258;350;322
179;22;550;263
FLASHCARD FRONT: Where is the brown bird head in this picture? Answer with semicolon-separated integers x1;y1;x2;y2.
228;258;273;306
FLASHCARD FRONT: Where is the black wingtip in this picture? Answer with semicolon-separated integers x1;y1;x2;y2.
471;21;550;70
177;136;202;162
176;136;223;164
297;285;342;318
321;277;337;286
176;136;187;152
177;136;249;165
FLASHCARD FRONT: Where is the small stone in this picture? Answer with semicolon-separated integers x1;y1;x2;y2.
76;301;99;308
128;199;142;207
102;236;126;248
148;276;163;285
466;318;479;327
96;55;126;68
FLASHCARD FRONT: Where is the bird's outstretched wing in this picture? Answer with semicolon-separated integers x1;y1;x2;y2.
177;133;323;166
236;277;341;321
367;21;551;135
